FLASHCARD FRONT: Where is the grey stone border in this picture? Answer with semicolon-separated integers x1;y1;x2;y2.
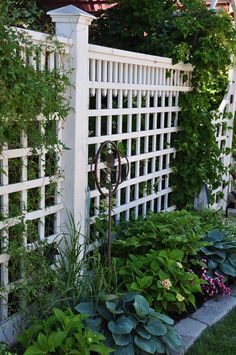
171;285;236;354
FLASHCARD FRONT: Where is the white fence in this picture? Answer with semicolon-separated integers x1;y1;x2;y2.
87;45;192;221
0;4;235;342
0;27;71;341
211;62;236;210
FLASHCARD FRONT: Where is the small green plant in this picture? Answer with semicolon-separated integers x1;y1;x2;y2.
75;293;183;354
0;215;89;322
18;308;112;355
200;229;236;278
117;249;204;313
0;343;15;355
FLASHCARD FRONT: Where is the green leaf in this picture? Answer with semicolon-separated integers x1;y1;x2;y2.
152;338;166;353
162;331;183;352
219;261;236;277
24;345;47;354
136;327;152;339
169;249;184;261
53;308;66;324
106;302;124;315
121;292;138;302
112;333;131;346
108;316;134;335
151;312;174;325
208;259;218;270
84;317;102;332
97;304;114;321
134;295;151;318
206;230;223;243
114;343;135;355
48;331;66;349
144;319;167;336
74;302;95;316
229;254;236;267
138;276;153;289
134;335;156;354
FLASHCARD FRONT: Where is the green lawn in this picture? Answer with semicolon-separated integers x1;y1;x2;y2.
186;307;236;355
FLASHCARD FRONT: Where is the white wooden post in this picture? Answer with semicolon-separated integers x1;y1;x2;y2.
47;6;96;238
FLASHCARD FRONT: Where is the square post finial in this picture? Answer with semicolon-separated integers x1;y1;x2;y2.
47;5;96;26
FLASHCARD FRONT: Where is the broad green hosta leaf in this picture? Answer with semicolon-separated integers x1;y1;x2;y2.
97;305;114;321
219;261;236;277
151;312;174;325
114;343;135;355
229;254;236;267
74;302;95;316
121;292;137;302
201;247;225;259
112;333;131;346
162;330;183;352
134;295;151;318
144;319;167;336
134;335;156;354
108;316;134;335
208;259;218;270
221;242;236;249
152;338;166;353
106;302;124;315
136;327;152;339
206;229;223;242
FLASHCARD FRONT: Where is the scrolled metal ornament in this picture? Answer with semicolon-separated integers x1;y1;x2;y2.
94;140;129;266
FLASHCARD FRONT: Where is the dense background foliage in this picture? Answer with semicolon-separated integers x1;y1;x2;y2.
91;0;236;207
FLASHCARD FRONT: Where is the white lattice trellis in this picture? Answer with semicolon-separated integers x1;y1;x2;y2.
87;45;193;222
0;28;71;323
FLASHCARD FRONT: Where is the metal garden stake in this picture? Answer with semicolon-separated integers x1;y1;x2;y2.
94;140;129;266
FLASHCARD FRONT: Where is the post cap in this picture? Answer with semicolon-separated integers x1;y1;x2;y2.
47;5;96;24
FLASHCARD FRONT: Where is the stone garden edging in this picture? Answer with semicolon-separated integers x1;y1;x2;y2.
172;285;236;354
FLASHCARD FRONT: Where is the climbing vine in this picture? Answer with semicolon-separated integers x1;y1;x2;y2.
0;7;70;316
0;19;69;151
91;0;236;208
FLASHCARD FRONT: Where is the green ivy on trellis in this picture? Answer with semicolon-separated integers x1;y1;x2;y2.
91;0;236;208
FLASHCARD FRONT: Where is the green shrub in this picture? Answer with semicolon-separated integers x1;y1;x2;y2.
113;211;207;268
117;249;204;313
18;308;112;355
76;293;183;354
201;229;236;278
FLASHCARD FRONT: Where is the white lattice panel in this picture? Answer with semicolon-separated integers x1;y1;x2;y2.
0;28;71;321
211;78;236;209
87;45;193;222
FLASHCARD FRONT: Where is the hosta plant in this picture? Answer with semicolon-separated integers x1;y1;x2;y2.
200;229;236;278
117;249;204;313
18;308;112;355
113;211;207;268
75;293;183;354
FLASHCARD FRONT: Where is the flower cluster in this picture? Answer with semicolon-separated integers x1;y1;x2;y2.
201;269;231;299
160;279;172;290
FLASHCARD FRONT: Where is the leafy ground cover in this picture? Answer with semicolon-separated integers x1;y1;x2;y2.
186;307;236;355
3;209;236;355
